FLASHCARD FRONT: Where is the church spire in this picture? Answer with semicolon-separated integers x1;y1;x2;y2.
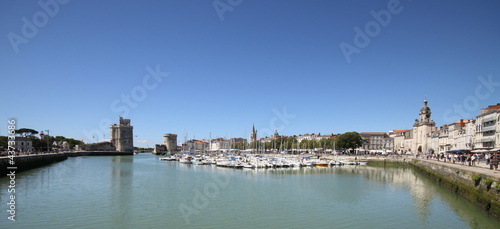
250;124;257;142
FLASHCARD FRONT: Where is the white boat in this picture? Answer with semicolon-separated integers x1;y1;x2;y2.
159;156;176;161
179;156;193;164
329;160;343;166
243;163;255;169
338;158;365;165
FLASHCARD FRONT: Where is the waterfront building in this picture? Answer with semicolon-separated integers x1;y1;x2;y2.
52;141;70;150
185;140;209;151
296;133;320;143
14;137;33;152
153;144;167;154
78;117;134;153
317;134;338;140
389;130;412;154
154;133;178;154
475;104;500;149
163;133;178;153
360;132;393;154
210;138;231;151
110;117;134;153
449;119;475;151
411;99;437;154
427;130;440;153
392;101;500;155
427;119;475;154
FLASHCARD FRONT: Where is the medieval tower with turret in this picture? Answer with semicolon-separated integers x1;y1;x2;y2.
110;117;134;153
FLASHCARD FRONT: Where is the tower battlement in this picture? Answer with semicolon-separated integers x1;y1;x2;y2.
110;116;134;153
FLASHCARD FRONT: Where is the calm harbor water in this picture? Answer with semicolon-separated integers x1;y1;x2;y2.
1;154;499;229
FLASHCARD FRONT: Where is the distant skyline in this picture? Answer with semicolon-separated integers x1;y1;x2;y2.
1;0;499;147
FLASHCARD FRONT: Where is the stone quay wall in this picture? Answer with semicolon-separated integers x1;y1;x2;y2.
0;151;133;177
408;159;500;219
0;153;68;177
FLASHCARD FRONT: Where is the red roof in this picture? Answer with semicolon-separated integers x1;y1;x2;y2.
486;104;500;110
392;129;411;133
360;132;386;135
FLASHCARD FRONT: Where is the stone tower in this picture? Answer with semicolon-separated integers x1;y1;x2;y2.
110;117;134;153
412;99;436;154
163;133;178;153
250;124;257;142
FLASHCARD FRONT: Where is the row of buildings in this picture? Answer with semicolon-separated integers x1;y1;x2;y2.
364;100;500;154
153;136;248;154
153;99;500;155
6;137;71;153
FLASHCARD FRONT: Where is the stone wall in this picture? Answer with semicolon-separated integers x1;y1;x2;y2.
409;160;500;219
0;153;68;177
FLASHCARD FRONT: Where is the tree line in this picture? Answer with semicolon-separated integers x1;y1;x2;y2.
231;132;363;152
0;128;83;151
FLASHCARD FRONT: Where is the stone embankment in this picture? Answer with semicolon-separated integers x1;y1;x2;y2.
0;153;68;177
0;151;133;177
409;158;500;219
344;155;500;219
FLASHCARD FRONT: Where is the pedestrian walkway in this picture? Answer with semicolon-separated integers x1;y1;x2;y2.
416;158;500;179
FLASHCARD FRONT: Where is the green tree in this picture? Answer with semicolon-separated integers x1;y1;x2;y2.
27;135;46;151
299;139;308;149
66;138;84;148
0;136;7;148
335;132;362;153
318;138;333;150
15;128;39;136
285;137;297;150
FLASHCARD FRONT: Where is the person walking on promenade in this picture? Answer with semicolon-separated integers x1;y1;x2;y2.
471;154;476;166
485;153;490;165
490;154;499;172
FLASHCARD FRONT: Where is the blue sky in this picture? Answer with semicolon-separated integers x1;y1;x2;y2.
1;0;499;147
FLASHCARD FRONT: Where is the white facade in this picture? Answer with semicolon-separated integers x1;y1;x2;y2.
412;99;437;153
360;132;393;152
399;103;499;154
475;107;500;149
15;137;33;152
390;130;412;153
210;140;231;151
